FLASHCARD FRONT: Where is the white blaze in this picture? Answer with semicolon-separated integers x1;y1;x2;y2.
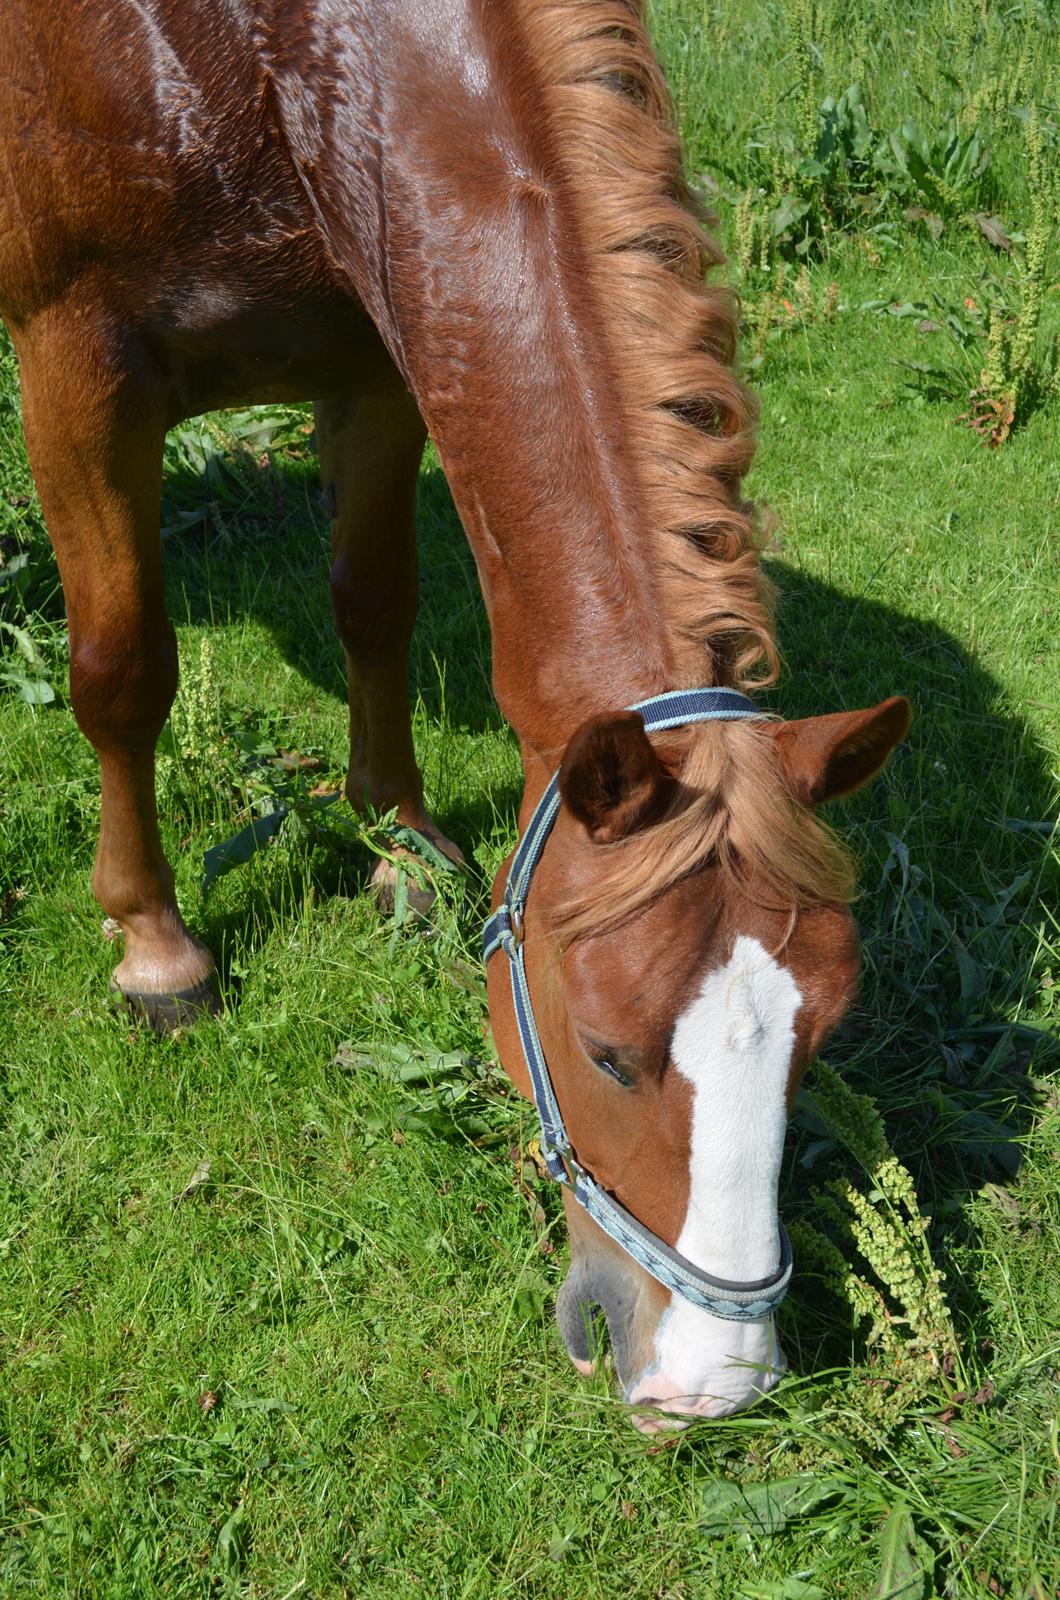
629;936;802;1422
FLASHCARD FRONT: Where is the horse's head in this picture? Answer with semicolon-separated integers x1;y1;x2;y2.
487;695;910;1430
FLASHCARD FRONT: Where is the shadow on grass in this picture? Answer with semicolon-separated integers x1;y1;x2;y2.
763;561;1056;1369
161;450;499;738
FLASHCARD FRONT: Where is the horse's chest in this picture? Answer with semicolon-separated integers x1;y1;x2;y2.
156;271;385;418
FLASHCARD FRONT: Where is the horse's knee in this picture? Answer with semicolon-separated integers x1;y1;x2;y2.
329;553;417;668
69;617;178;753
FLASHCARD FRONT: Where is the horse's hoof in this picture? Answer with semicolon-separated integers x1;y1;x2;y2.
369;833;466;919
370;858;438;917
111;975;222;1033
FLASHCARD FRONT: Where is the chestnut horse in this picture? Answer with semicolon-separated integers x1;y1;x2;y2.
0;0;910;1427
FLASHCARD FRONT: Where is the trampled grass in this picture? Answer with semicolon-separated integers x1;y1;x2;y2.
1;2;1058;1596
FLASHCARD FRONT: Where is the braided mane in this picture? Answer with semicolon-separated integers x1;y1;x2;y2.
512;0;774;689
507;0;856;931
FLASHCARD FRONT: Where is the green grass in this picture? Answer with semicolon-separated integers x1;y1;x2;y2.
1;1;1059;1596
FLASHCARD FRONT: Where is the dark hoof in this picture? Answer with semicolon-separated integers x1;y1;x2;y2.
111;975;221;1033
371;875;437;918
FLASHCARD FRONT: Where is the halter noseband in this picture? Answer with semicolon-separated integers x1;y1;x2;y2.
483;688;794;1323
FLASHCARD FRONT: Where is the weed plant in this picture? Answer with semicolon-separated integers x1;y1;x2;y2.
664;0;1060;436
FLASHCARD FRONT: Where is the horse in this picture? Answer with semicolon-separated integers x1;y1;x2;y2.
0;0;910;1429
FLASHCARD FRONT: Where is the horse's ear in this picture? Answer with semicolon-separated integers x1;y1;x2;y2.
559;712;673;843
773;696;911;807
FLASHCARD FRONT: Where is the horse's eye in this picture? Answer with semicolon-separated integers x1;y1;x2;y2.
587;1047;632;1088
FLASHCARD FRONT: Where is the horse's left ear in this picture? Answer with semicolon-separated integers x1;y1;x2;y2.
559;711;674;842
772;696;912;808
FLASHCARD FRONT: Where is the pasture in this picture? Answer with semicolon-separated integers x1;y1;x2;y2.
1;0;1058;1595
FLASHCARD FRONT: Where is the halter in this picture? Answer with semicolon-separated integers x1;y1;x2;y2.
483;688;794;1322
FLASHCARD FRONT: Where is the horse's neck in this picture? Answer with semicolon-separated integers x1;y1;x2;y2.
280;2;676;758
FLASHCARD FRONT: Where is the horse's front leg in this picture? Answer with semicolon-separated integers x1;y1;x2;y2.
17;311;217;1028
315;373;464;907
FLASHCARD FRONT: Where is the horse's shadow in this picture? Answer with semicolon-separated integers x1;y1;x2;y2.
161;441;500;735
162;435;1056;1367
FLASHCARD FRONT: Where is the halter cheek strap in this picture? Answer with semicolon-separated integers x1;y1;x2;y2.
483;687;794;1323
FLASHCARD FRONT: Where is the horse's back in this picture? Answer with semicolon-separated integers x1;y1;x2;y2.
0;0;375;407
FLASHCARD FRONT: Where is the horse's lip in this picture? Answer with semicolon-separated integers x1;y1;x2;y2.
555;1260;637;1383
630;1407;695;1434
627;1390;759;1420
626;1347;787;1424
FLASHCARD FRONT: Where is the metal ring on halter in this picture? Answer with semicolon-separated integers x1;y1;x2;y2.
483;687;794;1322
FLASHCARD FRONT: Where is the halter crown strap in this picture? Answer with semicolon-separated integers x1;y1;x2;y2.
483;687;794;1322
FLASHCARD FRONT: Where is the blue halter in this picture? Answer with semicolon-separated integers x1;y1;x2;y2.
483;688;794;1322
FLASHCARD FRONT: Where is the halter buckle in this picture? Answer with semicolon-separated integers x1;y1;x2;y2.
543;1144;582;1186
504;898;525;951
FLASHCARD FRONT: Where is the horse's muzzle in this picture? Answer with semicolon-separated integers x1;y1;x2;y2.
556;1255;787;1429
